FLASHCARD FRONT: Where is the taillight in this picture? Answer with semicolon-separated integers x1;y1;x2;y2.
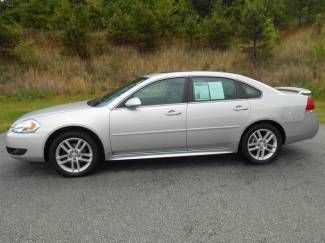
306;96;315;111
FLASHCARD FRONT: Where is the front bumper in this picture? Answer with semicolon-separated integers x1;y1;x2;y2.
5;131;47;162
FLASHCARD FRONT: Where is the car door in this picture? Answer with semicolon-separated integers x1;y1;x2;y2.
110;77;188;155
187;76;250;151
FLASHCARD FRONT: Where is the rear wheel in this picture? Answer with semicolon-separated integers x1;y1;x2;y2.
48;131;100;177
241;123;282;164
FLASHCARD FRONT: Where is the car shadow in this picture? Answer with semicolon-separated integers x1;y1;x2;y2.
10;143;311;178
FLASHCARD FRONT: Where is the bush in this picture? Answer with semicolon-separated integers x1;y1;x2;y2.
0;22;21;55
133;6;160;51
182;12;200;48
202;14;233;50
62;6;90;59
106;10;135;45
13;42;39;66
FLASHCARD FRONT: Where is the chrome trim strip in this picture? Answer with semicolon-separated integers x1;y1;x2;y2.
111;125;238;136
188;125;239;131
112;128;187;136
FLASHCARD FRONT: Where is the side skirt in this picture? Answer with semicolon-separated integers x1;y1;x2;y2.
109;148;234;161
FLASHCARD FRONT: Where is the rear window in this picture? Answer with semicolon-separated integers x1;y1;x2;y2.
237;83;262;99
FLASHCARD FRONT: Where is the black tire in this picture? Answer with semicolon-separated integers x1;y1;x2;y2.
48;131;101;177
241;123;283;165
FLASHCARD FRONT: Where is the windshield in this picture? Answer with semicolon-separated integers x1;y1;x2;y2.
88;77;147;107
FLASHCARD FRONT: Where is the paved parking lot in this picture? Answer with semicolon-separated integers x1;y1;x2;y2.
0;128;325;242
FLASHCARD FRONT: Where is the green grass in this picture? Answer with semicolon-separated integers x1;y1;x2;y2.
0;96;324;133
316;100;325;124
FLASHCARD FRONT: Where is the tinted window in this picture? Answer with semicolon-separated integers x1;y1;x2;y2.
133;78;186;106
237;83;261;99
192;77;236;101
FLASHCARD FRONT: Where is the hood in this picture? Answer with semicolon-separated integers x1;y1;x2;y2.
18;101;91;121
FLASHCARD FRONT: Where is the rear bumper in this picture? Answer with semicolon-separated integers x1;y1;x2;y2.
5;131;46;162
283;111;319;144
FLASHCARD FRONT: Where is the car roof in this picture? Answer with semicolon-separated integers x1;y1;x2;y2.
143;71;252;81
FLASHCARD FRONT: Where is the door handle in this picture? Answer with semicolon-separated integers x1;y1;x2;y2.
166;110;182;116
233;105;248;111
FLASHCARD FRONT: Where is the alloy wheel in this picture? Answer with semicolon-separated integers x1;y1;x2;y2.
55;138;93;173
247;128;278;161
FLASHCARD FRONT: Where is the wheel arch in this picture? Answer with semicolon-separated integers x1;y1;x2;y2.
44;126;105;162
238;120;286;152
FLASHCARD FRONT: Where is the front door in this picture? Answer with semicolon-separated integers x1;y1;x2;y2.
187;77;250;151
110;77;188;155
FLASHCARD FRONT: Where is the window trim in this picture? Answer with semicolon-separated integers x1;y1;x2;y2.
115;77;190;109
188;76;262;103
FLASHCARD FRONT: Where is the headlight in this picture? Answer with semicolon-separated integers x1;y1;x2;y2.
11;120;40;133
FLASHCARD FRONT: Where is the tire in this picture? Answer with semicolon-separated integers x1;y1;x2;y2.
241;123;282;165
48;131;101;177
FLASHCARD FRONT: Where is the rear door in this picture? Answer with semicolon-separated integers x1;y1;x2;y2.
186;76;250;151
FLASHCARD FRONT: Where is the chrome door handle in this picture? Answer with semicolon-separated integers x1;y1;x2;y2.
166;110;182;116
233;105;248;111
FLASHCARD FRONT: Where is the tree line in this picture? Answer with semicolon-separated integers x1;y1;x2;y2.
0;0;324;60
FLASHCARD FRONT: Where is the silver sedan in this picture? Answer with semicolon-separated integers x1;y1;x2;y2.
6;72;319;177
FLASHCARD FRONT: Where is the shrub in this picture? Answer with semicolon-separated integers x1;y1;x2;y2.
106;10;134;45
202;13;232;50
0;22;21;55
62;5;90;59
133;6;160;52
182;12;200;48
13;42;39;66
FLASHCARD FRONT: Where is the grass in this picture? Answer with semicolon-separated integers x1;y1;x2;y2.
316;100;325;124
0;96;324;133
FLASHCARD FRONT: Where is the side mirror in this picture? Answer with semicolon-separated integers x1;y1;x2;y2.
125;97;141;108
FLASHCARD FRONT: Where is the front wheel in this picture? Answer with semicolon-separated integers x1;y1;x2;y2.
48;131;100;177
241;123;282;164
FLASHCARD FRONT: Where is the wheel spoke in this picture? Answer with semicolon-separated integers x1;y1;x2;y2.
58;158;72;165
64;140;73;150
256;130;262;139
76;160;80;171
75;139;82;150
266;134;275;143
79;142;87;152
78;157;91;163
60;143;70;153
249;146;258;152
261;148;265;159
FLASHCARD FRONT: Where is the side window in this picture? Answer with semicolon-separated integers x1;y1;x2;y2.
192;77;236;101
133;78;186;106
237;83;262;99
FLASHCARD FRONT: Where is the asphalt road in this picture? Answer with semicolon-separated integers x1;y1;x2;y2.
0;128;325;242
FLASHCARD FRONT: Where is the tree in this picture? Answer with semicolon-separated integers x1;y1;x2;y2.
106;10;134;45
154;0;178;38
62;5;90;59
182;11;200;48
202;11;233;49
240;0;278;60
132;5;160;51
